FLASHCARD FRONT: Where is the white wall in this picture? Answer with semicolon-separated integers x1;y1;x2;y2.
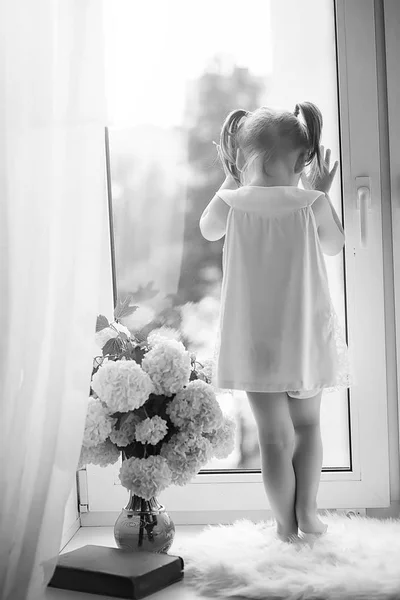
61;477;79;549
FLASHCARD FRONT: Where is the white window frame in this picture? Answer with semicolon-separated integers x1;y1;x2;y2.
81;0;395;525
384;0;400;455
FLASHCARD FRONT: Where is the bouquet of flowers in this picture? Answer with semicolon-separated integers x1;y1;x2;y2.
79;294;236;501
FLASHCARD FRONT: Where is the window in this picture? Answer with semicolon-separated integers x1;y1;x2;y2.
82;0;390;524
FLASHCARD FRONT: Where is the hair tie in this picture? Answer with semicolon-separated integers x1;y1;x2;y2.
294;104;300;118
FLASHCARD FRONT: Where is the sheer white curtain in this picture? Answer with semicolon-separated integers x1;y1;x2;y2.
0;1;107;599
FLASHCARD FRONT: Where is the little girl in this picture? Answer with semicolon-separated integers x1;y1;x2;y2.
199;102;353;543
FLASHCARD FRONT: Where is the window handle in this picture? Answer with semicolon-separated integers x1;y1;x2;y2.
356;177;371;249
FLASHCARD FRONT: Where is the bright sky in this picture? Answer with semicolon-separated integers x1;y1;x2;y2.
103;0;272;127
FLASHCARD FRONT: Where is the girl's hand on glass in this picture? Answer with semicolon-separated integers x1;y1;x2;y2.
301;146;338;194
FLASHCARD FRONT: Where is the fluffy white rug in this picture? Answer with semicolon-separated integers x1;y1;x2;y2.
172;512;400;599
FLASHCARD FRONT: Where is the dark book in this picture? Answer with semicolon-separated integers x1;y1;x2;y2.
47;544;184;599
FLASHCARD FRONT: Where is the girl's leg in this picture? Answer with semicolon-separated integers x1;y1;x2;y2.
246;391;298;542
287;390;327;534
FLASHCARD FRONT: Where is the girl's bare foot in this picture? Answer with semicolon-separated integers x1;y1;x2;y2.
276;523;300;543
276;531;301;543
296;510;328;535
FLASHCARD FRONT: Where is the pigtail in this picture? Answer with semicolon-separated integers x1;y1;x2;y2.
219;109;248;186
294;101;323;186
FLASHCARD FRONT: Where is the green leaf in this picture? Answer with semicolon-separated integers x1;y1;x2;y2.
122;305;139;319
151;394;168;415
102;337;123;357
123;442;144;460
123;341;138;361
132;345;146;365
189;370;199;381
135;321;158;342
114;294;139;320
134;329;149;343
96;315;109;332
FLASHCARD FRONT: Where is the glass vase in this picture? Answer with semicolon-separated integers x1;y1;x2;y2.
114;491;175;553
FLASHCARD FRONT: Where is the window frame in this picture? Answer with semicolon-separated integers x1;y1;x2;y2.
81;0;393;525
383;0;400;459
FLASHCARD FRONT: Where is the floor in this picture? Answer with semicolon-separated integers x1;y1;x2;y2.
43;526;210;600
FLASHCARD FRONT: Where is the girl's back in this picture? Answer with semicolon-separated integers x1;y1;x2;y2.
214;184;352;394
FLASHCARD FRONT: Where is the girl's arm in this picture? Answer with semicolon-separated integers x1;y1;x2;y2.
325;194;344;236
199;175;237;241
302;147;344;255
312;193;345;256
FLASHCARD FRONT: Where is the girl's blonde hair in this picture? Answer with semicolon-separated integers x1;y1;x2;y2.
218;102;323;186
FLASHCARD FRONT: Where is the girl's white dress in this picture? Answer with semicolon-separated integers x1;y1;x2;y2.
214;185;355;394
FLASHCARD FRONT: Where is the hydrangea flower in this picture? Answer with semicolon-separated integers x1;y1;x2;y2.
147;327;181;347
166;380;223;433
160;429;213;486
204;415;236;459
119;455;172;500
91;360;154;413
83;398;117;447
109;412;140;447
141;339;191;396
78;439;120;469
135;416;168;445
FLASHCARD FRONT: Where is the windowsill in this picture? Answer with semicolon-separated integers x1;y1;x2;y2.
44;525;207;600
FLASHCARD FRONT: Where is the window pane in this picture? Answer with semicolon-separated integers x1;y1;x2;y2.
105;0;350;471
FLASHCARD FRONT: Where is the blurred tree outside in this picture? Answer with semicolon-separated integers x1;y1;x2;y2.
177;56;266;305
